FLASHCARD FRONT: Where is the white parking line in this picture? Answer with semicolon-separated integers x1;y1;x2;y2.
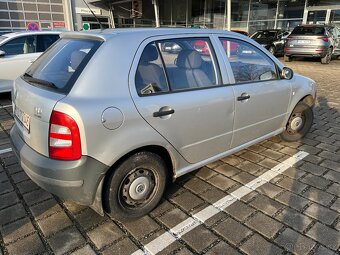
0;148;12;154
131;151;309;255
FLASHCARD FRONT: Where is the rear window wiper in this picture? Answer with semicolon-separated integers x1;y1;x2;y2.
23;73;58;89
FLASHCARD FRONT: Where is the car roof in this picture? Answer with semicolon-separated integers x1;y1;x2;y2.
61;27;248;41
1;30;61;39
255;29;282;32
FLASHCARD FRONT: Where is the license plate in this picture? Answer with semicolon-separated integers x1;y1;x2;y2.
297;40;310;44
15;106;30;131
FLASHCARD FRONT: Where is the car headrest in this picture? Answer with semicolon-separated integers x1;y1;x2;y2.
70;51;87;70
177;50;203;69
140;44;159;63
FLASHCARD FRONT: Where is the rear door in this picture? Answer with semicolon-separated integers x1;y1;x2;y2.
0;35;40;91
130;35;235;164
217;36;291;148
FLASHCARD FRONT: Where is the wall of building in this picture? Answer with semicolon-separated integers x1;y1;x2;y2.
0;0;71;32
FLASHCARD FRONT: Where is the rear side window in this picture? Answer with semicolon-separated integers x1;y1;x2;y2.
291;27;325;35
24;38;102;94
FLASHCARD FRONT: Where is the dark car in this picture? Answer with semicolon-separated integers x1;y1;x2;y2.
231;30;250;37
251;29;290;55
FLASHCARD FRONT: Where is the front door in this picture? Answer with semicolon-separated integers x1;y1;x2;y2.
130;36;235;164
218;37;291;148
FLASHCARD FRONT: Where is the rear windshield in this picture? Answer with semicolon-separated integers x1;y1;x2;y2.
23;38;102;94
291;27;325;35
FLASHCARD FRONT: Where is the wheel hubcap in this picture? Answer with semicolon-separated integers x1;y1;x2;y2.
129;176;150;200
120;168;156;207
290;116;303;131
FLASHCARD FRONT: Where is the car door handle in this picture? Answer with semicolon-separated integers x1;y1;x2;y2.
237;94;250;101
153;108;175;117
28;59;35;64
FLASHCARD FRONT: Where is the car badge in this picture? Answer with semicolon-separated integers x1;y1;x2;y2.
34;107;42;118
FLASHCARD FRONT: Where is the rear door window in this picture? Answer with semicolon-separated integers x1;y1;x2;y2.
135;37;221;95
23;38;102;94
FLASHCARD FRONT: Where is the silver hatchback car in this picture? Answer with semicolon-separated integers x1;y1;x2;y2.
10;28;316;220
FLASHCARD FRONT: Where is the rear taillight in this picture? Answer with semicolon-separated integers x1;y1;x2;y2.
49;111;81;161
318;36;329;42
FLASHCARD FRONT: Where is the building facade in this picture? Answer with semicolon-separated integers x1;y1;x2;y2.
91;0;340;33
0;0;73;32
0;0;340;34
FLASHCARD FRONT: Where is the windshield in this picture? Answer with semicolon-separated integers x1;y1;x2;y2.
24;38;102;94
291;27;325;35
251;31;277;39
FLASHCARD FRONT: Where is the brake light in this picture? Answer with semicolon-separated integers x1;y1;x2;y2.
49;111;81;160
318;37;329;42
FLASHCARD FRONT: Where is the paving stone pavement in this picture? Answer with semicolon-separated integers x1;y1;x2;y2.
0;58;339;255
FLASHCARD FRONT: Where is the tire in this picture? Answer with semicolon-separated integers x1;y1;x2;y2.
280;102;313;142
269;46;276;55
321;48;332;64
103;151;167;221
284;55;291;62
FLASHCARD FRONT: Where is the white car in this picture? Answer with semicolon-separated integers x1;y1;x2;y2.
0;31;60;93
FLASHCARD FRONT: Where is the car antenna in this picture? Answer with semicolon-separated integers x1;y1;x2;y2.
81;0;104;30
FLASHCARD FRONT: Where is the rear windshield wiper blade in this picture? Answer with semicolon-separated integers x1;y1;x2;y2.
23;72;32;78
23;74;58;89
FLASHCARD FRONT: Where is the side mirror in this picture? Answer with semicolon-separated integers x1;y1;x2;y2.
281;67;294;80
0;50;5;57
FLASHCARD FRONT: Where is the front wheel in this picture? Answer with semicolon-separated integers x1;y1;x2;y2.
280;102;313;142
103;151;167;221
269;46;276;55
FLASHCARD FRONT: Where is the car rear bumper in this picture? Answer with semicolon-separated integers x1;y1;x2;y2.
10;124;109;206
284;47;328;58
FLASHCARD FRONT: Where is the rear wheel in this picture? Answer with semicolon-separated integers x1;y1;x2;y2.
321;48;332;64
104;151;167;221
284;55;291;62
280;102;313;142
